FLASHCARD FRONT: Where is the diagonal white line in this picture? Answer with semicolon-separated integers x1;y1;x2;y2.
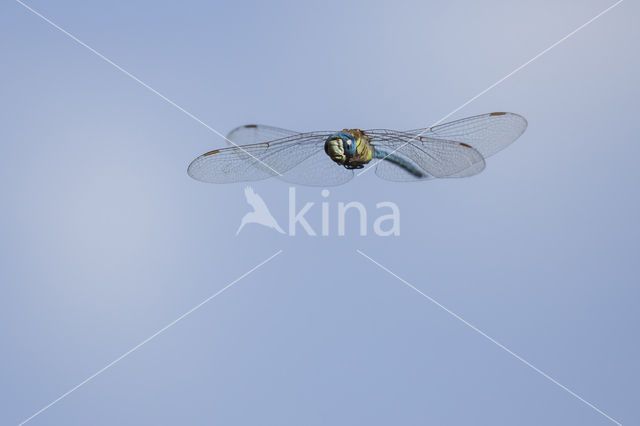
18;250;283;426
14;0;283;177
357;0;625;178
356;249;622;426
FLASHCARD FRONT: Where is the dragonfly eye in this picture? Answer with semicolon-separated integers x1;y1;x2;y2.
342;136;357;155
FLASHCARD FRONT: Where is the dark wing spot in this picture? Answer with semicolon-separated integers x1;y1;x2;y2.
459;143;473;148
490;112;506;116
203;149;220;156
245;124;258;128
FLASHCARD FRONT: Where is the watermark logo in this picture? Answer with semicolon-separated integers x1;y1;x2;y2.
237;186;399;237
237;186;285;235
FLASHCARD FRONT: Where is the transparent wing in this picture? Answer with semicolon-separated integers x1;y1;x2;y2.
277;150;354;186
405;112;527;158
188;131;353;185
226;124;300;145
365;129;486;180
222;124;353;186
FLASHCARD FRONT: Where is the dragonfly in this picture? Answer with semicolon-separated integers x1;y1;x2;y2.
187;112;527;186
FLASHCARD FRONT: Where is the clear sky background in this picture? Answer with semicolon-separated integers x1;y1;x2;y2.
1;0;638;425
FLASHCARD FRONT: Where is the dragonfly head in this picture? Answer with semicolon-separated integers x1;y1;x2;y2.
324;131;357;164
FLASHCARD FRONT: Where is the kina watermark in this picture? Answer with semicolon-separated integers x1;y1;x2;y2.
237;186;400;237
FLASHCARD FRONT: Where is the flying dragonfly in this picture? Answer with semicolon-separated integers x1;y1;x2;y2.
187;112;527;186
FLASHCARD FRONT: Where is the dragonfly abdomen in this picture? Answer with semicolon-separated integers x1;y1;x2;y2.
373;148;425;178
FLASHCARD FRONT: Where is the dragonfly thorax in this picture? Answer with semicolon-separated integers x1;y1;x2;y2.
324;129;374;169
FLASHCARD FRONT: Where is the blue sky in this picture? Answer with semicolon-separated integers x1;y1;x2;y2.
1;0;638;425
